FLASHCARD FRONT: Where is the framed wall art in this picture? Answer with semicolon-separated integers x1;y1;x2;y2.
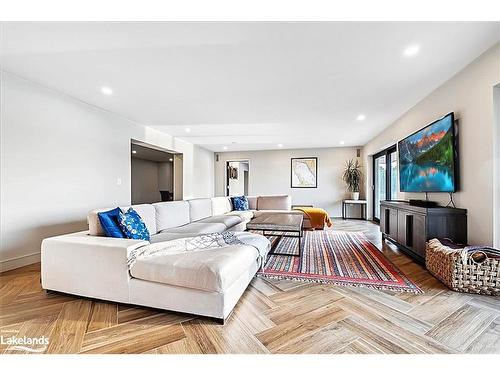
291;157;317;188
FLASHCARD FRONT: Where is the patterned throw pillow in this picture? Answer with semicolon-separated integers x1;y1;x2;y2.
231;196;249;211
118;208;150;241
98;207;126;238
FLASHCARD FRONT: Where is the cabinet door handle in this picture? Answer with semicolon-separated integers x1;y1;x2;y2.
385;209;390;235
406;215;413;247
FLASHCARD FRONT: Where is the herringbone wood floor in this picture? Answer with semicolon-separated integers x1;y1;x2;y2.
1;219;499;354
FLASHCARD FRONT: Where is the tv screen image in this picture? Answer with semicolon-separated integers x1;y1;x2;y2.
398;112;456;192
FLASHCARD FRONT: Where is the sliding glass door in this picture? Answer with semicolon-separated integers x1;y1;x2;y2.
373;154;386;221
389;149;398;200
372;145;397;221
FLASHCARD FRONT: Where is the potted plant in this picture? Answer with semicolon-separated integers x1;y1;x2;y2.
342;159;362;200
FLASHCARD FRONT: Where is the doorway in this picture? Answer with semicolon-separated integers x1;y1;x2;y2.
226;160;249;196
372;145;398;221
130;140;183;204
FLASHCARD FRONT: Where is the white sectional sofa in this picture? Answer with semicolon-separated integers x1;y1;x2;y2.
41;195;299;322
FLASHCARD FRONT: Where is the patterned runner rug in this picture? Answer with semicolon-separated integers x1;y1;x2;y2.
258;230;422;293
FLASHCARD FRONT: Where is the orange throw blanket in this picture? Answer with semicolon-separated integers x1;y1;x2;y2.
294;207;332;229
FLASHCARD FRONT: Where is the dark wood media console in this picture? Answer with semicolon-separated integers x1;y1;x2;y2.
379;201;467;264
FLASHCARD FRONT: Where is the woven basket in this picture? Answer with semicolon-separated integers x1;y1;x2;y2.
426;238;500;296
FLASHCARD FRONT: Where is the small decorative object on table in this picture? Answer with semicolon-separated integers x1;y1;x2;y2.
342;159;362;200
426;238;500;296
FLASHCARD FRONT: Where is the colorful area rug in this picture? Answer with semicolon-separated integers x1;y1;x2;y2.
258;230;422;293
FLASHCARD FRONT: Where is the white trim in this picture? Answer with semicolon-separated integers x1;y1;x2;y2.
0;252;41;273
493;86;500;248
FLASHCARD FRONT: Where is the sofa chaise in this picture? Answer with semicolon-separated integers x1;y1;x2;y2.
41;195;300;322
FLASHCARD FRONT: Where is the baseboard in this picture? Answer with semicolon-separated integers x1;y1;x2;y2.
0;252;41;273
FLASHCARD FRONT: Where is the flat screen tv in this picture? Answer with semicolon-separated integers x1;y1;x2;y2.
398;112;457;192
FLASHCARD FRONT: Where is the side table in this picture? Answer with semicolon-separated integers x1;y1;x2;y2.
342;199;367;220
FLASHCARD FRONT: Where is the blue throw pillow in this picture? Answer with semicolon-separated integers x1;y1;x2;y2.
98;208;125;238
118;208;150;241
231;196;249;211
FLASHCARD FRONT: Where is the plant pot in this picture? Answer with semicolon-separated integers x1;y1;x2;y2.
351;192;360;200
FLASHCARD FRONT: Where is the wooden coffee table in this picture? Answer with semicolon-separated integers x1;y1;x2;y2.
246;213;304;257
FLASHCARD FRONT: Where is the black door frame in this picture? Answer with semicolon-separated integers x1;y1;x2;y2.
225;161;232;196
372;145;397;222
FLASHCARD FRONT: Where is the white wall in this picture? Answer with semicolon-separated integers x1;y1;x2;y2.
131;158;161;204
363;44;500;246
0;72;214;271
215;147;363;216
191;144;215;198
173;154;184;201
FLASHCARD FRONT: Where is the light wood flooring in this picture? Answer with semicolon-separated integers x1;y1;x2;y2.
1;219;499;354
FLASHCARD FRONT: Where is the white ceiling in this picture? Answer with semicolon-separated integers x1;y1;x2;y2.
1;22;499;152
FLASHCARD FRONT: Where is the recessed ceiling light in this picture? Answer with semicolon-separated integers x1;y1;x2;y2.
340;141;345;145
223;146;228;150
101;86;113;95
184;128;191;133
403;44;420;57
132;150;137;154
356;114;366;121
169;158;173;162
277;143;284;148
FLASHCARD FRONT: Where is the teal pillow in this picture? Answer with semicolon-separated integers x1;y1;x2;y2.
118;208;150;241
